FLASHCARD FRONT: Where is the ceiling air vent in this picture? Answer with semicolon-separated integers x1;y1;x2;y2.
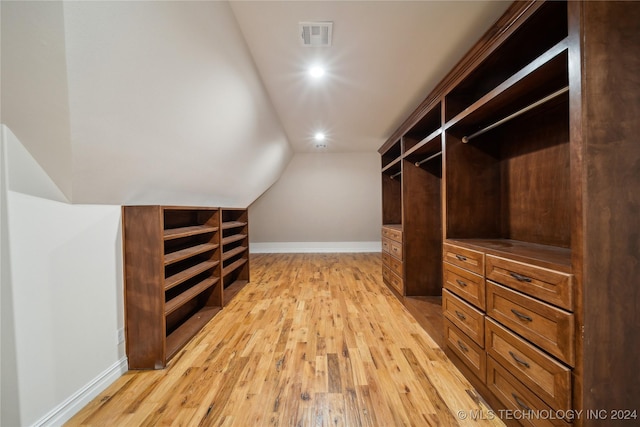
299;22;333;47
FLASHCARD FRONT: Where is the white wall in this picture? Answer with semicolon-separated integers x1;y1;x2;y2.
62;0;291;206
249;152;381;252
0;126;125;426
0;1;73;200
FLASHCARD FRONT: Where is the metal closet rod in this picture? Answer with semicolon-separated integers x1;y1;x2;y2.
461;86;569;144
390;171;402;180
415;151;442;167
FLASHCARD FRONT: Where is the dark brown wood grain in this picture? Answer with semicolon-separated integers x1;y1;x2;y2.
578;1;640;422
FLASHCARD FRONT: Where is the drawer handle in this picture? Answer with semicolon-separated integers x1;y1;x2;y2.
455;310;467;321
455;254;467;261
511;309;533;322
509;351;531;368
510;272;532;282
457;340;469;353
512;393;532;412
455;279;467;287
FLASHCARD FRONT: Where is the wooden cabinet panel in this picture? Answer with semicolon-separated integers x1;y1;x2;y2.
486;255;573;310
443;290;485;347
445;320;486;382
486;281;574;366
443;243;484;276
486;318;571;411
487;357;571;427
382;266;403;295
443;262;485;310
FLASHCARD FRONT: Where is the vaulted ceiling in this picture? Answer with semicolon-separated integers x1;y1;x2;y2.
231;1;511;153
1;1;511;206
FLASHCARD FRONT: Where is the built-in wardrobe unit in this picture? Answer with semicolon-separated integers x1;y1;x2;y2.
123;206;249;369
378;1;639;425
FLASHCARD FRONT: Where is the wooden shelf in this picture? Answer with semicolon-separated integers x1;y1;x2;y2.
222;246;247;261
403;129;442;159
222;221;247;230
223;258;247;277
445;39;568;133
165;260;219;291
164;225;218;240
381;157;401;173
221;234;247;246
164;243;218;266
165;306;221;360
223;280;248;306
165;277;219;316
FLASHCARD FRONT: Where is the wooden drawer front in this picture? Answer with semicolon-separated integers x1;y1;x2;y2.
487;357;571;427
486;318;571;411
382;251;390;267
387;255;403;277
389;239;402;260
486;281;574;366
443;243;484;275
443;263;485;310
382;237;391;254
382;266;403;295
444;320;486;383
486;255;573;311
443;290;485;347
381;226;402;243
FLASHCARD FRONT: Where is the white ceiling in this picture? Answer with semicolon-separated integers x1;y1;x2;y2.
230;1;512;153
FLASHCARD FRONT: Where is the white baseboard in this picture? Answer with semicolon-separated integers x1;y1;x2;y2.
32;357;128;427
250;241;381;253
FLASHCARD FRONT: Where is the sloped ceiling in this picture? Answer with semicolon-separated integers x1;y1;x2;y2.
231;1;512;152
1;0;511;206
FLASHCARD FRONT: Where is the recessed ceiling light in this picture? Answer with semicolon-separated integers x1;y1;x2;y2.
309;66;325;78
314;132;325;141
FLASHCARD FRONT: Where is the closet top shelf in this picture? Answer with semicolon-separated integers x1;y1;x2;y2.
445;39;568;133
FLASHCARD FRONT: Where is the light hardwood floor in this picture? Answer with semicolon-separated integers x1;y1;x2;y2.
66;253;503;426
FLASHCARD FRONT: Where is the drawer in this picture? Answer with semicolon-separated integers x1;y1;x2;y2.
382;266;403;295
486;255;573;311
443;262;485;310
382;251;391;267
487;357;572;427
382;237;391;254
486;318;571;411
387;254;402;277
381;226;402;243
443;243;484;275
442;290;485;347
486;281;574;366
444;319;486;383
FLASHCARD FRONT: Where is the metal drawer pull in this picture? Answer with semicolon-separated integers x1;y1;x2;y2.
512;393;532;411
455;279;467;287
457;340;469;352
511;309;533;322
510;272;532;282
455;310;467;321
455;254;467;261
509;351;531;368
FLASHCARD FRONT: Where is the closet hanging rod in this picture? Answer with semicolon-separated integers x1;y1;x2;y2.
415;151;442;167
461;86;569;143
390;171;402;180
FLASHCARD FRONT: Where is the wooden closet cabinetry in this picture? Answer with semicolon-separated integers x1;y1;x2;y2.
123;206;250;369
379;1;639;425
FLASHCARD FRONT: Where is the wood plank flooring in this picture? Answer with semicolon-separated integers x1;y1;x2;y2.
66;253;503;426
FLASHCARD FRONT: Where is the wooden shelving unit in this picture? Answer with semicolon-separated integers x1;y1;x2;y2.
123;206;249;369
220;208;250;306
378;1;640;424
